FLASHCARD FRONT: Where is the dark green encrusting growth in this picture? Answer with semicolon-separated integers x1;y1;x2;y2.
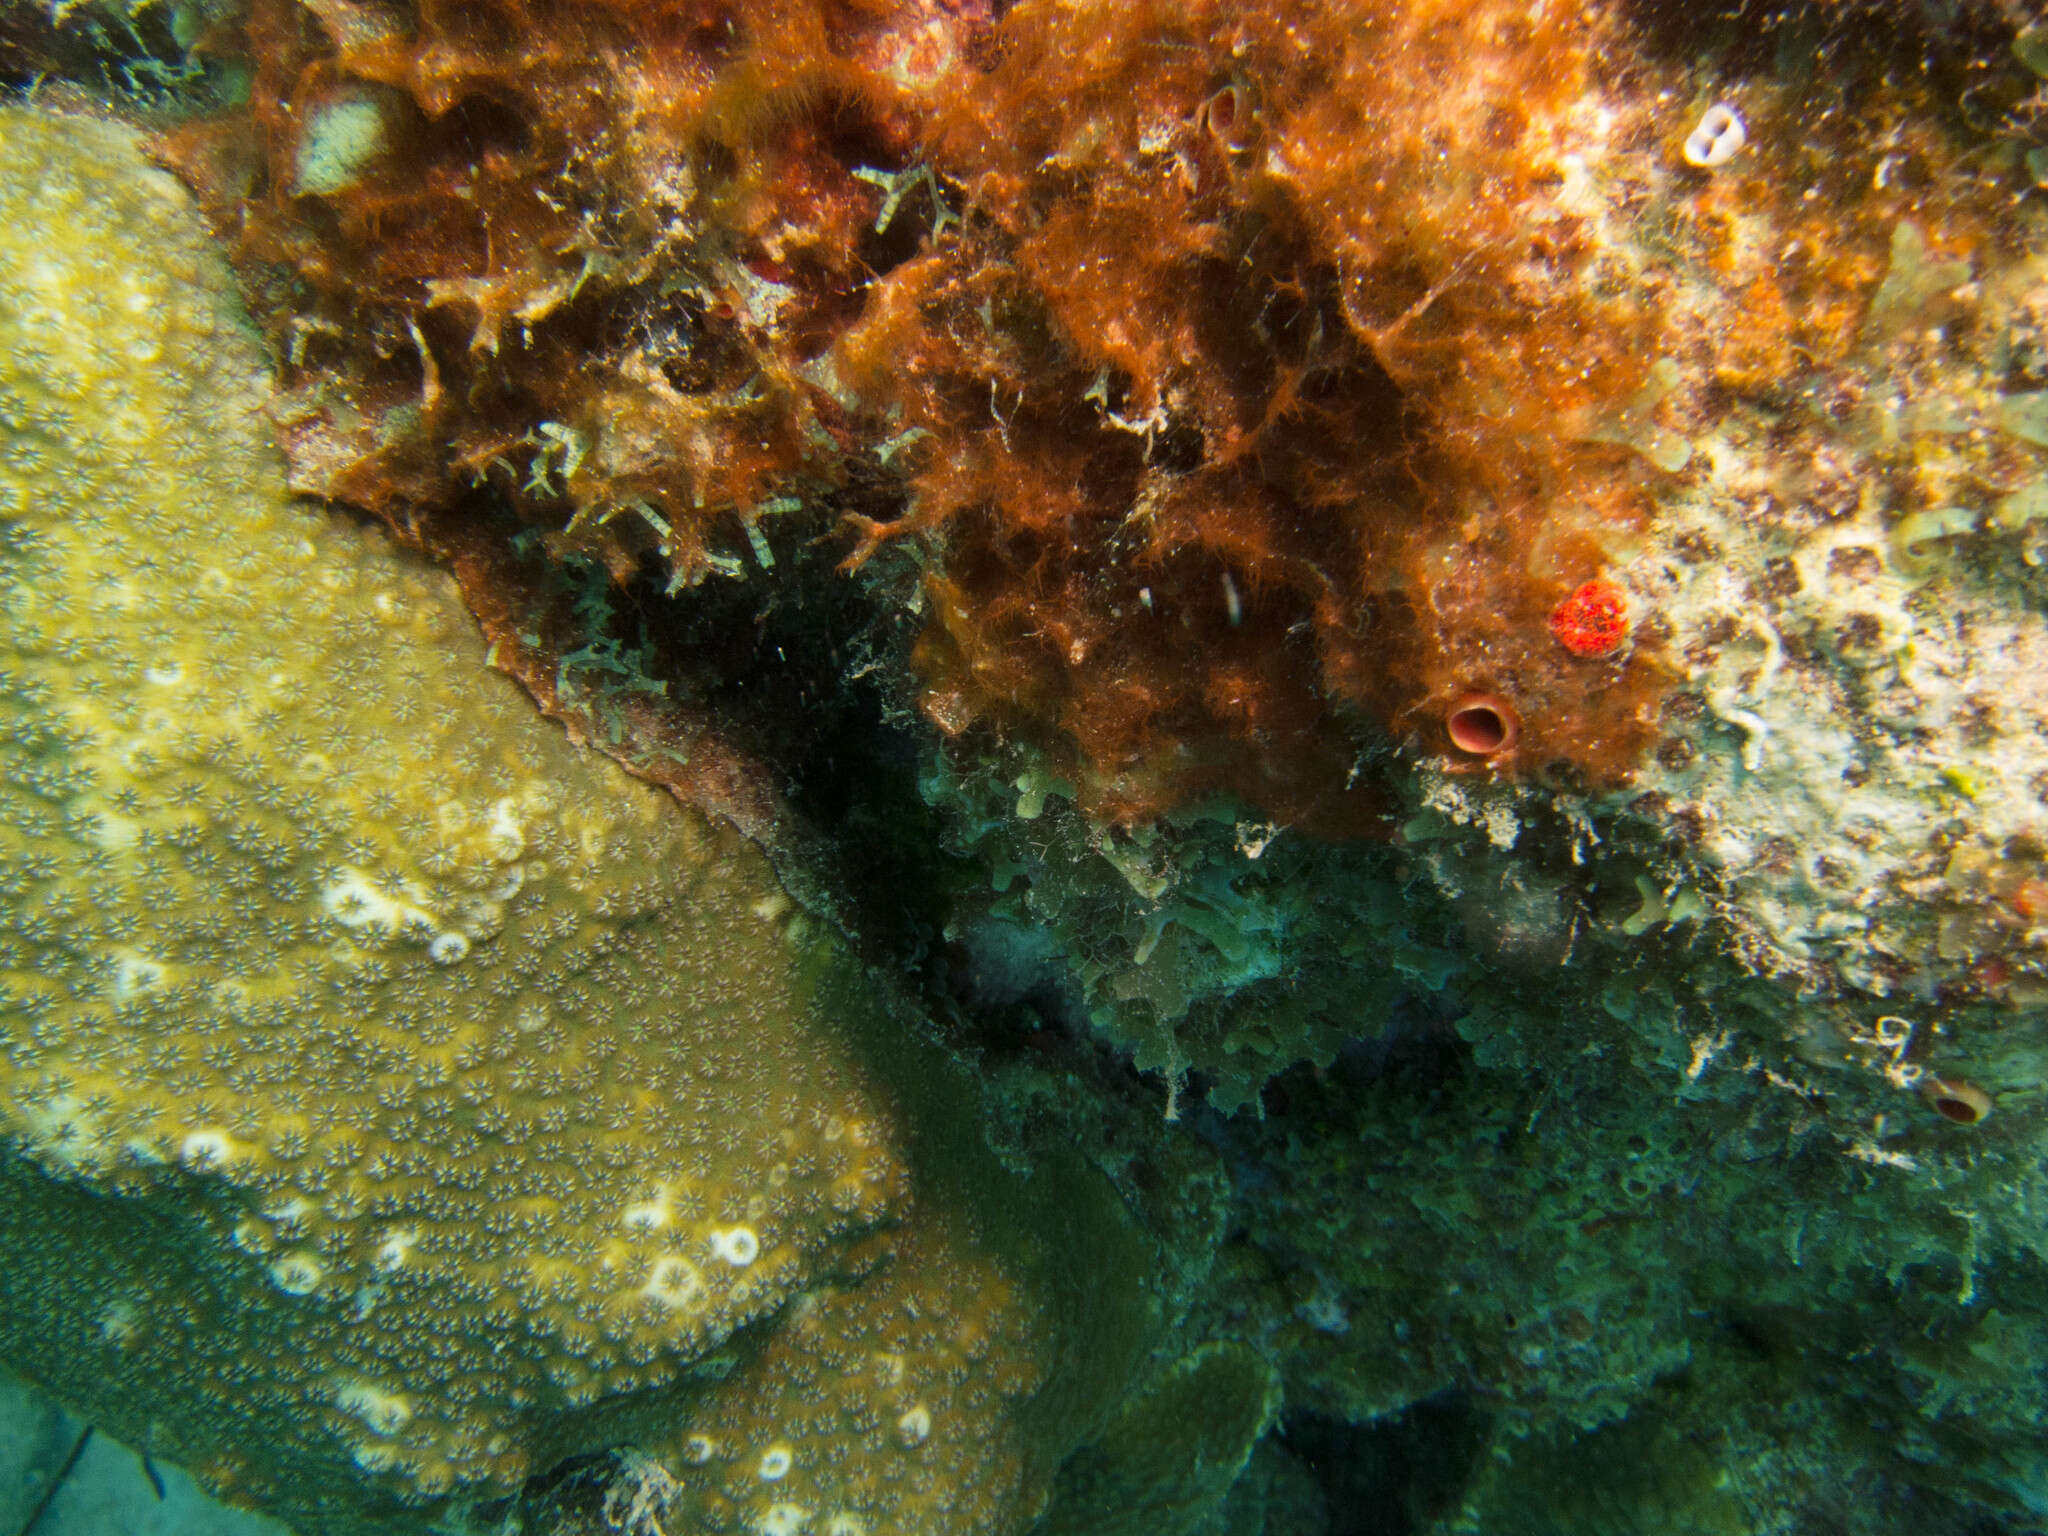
932;730;2048;1529
923;747;1456;1116
1157;854;2048;1531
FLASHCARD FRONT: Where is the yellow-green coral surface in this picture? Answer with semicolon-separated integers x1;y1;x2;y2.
0;104;1049;1535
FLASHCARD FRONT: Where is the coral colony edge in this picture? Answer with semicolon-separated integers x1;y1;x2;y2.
11;1;2048;1533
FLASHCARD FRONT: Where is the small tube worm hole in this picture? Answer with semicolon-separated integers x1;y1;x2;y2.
1921;1077;1992;1125
1446;694;1518;757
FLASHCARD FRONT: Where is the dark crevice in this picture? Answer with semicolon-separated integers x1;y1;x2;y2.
1281;1396;1490;1536
620;513;964;966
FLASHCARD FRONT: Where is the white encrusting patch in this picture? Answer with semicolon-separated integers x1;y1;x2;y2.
110;950;166;1000
323;868;437;937
1681;103;1745;169
896;1406;932;1448
641;1255;706;1311
709;1225;760;1267
621;1188;671;1232
336;1378;414;1436
293;87;394;196
269;1250;326;1295
485;797;527;861
178;1128;237;1170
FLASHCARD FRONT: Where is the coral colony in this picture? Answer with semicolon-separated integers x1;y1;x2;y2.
8;2;2048;1534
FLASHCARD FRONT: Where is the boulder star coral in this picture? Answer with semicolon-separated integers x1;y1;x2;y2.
0;104;1058;1536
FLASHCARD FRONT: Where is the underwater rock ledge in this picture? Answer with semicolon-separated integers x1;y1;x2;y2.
12;2;2048;1533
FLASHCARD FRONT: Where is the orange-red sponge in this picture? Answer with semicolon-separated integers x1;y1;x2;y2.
1549;580;1630;659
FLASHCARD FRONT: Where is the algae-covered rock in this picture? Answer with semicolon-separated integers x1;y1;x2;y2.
0;104;1058;1536
28;5;2048;1532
